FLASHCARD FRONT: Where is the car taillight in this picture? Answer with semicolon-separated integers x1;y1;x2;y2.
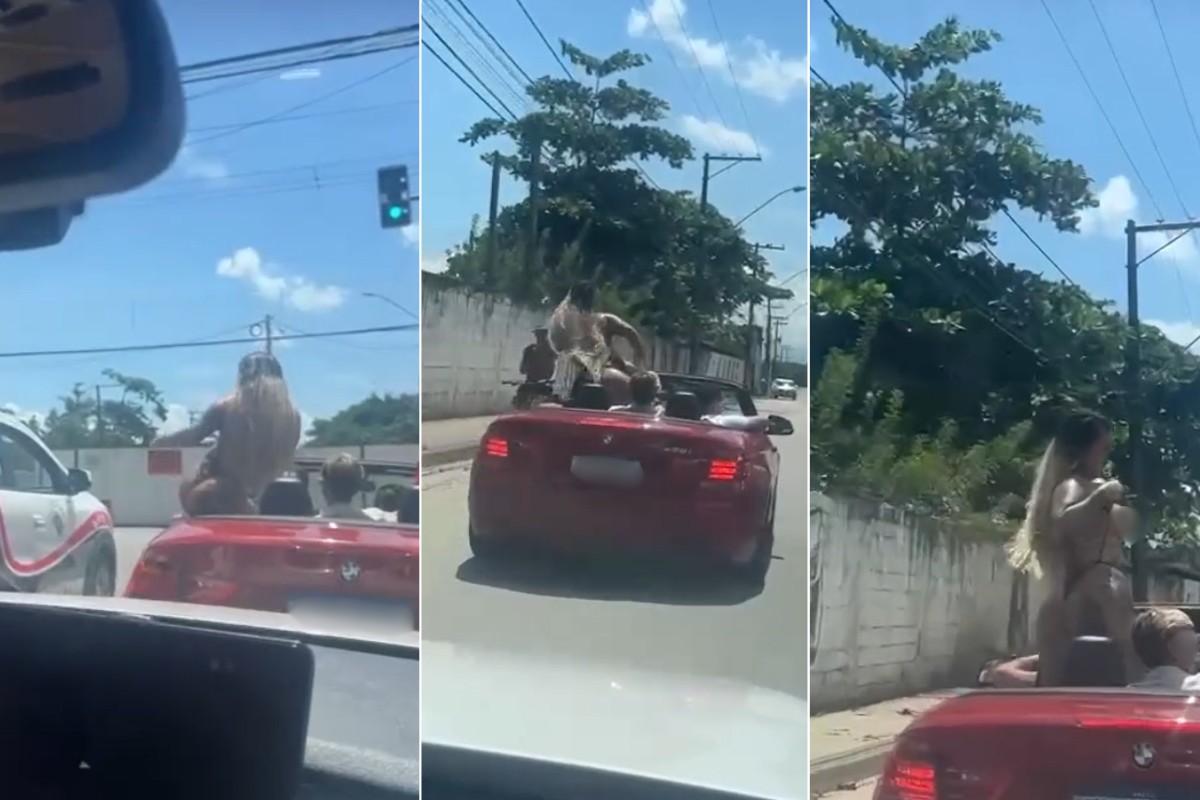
483;436;508;457
875;755;937;800
706;458;741;481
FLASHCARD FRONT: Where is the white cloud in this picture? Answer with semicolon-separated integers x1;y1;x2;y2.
158;403;193;435
422;252;449;273
627;0;807;103
280;67;321;81
679;114;766;155
1080;175;1199;265
1;403;44;430
400;226;418;248
1148;319;1200;350
216;247;346;312
176;144;229;181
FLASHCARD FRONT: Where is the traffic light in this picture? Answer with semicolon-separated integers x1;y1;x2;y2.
377;165;412;229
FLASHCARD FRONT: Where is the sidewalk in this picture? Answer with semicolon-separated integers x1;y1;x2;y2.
422;415;496;468
810;690;962;796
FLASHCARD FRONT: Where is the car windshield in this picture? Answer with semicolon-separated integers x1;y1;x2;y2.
419;2;807;797
810;2;1200;795
1;3;419;640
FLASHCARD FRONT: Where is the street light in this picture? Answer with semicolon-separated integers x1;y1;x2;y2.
362;291;417;321
735;185;805;228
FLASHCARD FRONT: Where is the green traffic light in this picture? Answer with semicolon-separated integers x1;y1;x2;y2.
388;206;403;220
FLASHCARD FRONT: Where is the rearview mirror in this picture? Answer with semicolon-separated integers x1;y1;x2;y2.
0;0;184;224
766;414;794;436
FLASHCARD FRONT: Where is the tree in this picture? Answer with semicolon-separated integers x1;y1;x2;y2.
305;393;418;446
444;42;774;340
810;16;1200;543
37;369;168;448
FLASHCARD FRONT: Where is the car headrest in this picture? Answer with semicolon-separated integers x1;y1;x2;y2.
1062;635;1126;687
570;382;609;410
260;477;315;517
664;391;702;421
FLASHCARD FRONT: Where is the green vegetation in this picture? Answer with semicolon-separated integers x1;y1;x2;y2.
811;16;1200;546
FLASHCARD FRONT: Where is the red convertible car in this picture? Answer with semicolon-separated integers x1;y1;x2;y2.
124;461;419;630
467;374;793;585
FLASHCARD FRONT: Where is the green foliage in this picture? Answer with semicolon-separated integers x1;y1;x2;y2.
35;369;169;448
305;393;418;446
811;16;1200;545
444;41;785;339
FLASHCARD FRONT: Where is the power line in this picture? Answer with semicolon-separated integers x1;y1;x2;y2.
188;101;414;134
637;0;704;118
0;325;415;361
513;0;571;79
450;0;534;86
422;31;509;120
423;17;519;120
666;0;728;129
705;0;758;156
436;0;529;110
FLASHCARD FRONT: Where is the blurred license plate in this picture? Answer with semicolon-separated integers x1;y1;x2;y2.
288;594;414;632
571;455;643;487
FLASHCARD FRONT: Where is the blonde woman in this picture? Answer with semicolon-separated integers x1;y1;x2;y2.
1006;409;1141;686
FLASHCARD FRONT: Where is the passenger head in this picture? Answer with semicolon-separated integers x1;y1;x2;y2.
1132;607;1197;672
693;383;724;415
321;454;365;505
568;281;597;312
533;326;549;344
1007;408;1113;578
237;351;284;387
629;371;660;406
374;483;404;513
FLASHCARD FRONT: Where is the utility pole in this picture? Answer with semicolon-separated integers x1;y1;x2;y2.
745;242;785;391
769;319;787;384
527;139;543;277
699;153;763;210
485;151;501;288
94;384;103;447
1124;217;1200;600
249;315;275;354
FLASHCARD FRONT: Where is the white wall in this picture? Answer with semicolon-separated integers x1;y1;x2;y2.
54;444;417;528
810;492;1032;713
421;274;746;420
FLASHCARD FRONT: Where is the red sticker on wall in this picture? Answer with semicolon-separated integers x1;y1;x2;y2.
147;449;182;476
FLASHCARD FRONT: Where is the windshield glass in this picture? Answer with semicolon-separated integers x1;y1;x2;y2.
0;2;419;641
419;1;806;796
811;1;1200;795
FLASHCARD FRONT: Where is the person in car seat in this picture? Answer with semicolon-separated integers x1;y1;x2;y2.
693;383;769;432
609;371;663;417
547;281;645;405
1004;409;1141;687
364;483;402;523
318;454;371;521
154;351;302;517
1128;608;1200;691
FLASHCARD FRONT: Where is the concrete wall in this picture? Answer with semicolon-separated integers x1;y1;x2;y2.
54;444;417;528
421;273;746;420
810;492;1033;713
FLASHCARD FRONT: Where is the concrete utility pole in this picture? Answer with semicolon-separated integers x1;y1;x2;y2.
745;242;785;390
1123;217;1200;600
249;315;275;354
699;153;763;209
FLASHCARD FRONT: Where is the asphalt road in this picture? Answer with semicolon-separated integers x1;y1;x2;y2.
421;393;809;700
113;526;159;592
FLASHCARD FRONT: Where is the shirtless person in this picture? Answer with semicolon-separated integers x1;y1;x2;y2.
1005;410;1142;686
152;351;302;516
548;281;646;405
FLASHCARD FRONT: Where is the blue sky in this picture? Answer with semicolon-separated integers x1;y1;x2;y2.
3;0;418;436
420;0;807;358
813;0;1200;358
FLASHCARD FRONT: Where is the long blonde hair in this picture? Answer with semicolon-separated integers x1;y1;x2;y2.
224;352;301;494
1006;440;1072;579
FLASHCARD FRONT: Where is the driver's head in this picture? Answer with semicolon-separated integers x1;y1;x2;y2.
568;281;597;312
374;483;404;513
1132;607;1197;672
694;383;724;415
629;371;660;406
237;351;284;386
321;454;365;505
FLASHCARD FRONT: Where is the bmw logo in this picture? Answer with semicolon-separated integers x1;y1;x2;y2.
339;561;362;583
1132;741;1156;769
601;433;614;445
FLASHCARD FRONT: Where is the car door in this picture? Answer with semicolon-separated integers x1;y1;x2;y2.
0;422;76;590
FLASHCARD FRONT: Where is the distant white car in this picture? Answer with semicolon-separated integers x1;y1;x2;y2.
769;378;798;400
0;412;116;596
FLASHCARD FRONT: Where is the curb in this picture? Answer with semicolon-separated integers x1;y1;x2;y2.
421;444;478;470
810;740;894;796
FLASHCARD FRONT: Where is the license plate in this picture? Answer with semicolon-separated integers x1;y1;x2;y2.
570;455;644;487
288;594;414;633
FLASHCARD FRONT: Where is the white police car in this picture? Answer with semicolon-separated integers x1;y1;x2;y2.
0;411;116;596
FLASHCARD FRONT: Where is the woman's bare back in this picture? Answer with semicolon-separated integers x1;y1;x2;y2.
211;395;302;499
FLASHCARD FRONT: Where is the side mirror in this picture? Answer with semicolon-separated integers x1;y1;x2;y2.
66;467;92;494
766;414;794;436
0;1;184;232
